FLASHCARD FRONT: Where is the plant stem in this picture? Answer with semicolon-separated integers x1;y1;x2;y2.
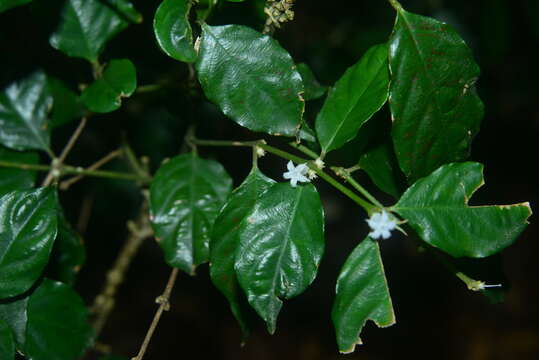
388;0;403;11
132;267;180;360
0;160;151;183
189;138;376;213
331;166;384;209
288;141;319;159
91;199;152;337
42;117;88;186
60;149;123;190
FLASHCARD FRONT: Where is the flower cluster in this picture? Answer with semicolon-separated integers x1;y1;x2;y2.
366;210;397;239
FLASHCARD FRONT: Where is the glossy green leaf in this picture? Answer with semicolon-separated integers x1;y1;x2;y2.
358;142;406;198
0;296;28;347
81;59;137;113
0;147;39;197
49;0;129;62
154;0;197;63
316;43;389;155
0;0;31;13
393;162;531;258
388;8;484;181
0;188;58;299
296;63;326;101
210;167;275;336
47;76;83;129
0;319;14;360
105;0;142;23
196;24;305;138
47;211;85;285
150;153;232;274
24;279;94;360
235;183;325;334
0;71;52;152
332;237;395;353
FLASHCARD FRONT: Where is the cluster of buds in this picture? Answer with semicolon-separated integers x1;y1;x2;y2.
263;0;295;34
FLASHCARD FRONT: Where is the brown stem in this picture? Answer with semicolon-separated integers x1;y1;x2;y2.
42;117;88;186
91;200;153;337
60;149;123;190
131;267;180;360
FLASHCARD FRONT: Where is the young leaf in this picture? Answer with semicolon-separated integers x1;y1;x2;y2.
296;63;327;101
315;43;389;155
0;319;14;360
0;147;39;197
49;0;129;62
389;8;484;181
46;211;86;285
332;237;395;353
0;296;28;347
235;183;325;334
196;24;305;138
47;76;83;129
150;153;232;274
358;142;406;198
0;71;52;152
153;0;197;63
393;162;532;258
0;0;32;13
24;279;94;360
105;0;142;23
210;167;275;336
80;59;137;113
0;188;58;299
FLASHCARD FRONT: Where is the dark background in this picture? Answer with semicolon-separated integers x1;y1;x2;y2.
1;0;537;359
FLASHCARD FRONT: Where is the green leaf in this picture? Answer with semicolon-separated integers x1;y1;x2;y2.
0;71;52;152
0;0;32;13
24;279;94;360
358;142;406;198
150;153;232;274
210;167;275;336
105;0;142;23
153;0;197;63
46;211;85;285
0;319;15;360
47;76;83;129
296;63;326;101
332;238;395;353
393;162;532;258
315;43;389;155
0;147;39;197
388;9;484;181
0;188;58;299
235;183;325;334
0;295;28;347
81;59;137;113
49;0;129;62
196;24;305;138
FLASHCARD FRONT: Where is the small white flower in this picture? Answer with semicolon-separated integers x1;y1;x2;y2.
283;160;310;187
307;169;317;180
366;210;397;239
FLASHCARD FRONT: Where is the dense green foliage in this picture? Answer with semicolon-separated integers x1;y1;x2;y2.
0;0;532;359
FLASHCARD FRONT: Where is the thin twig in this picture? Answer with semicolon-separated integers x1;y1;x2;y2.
42;117;88;186
60;149;123;190
91;200;153;337
131;267;180;360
